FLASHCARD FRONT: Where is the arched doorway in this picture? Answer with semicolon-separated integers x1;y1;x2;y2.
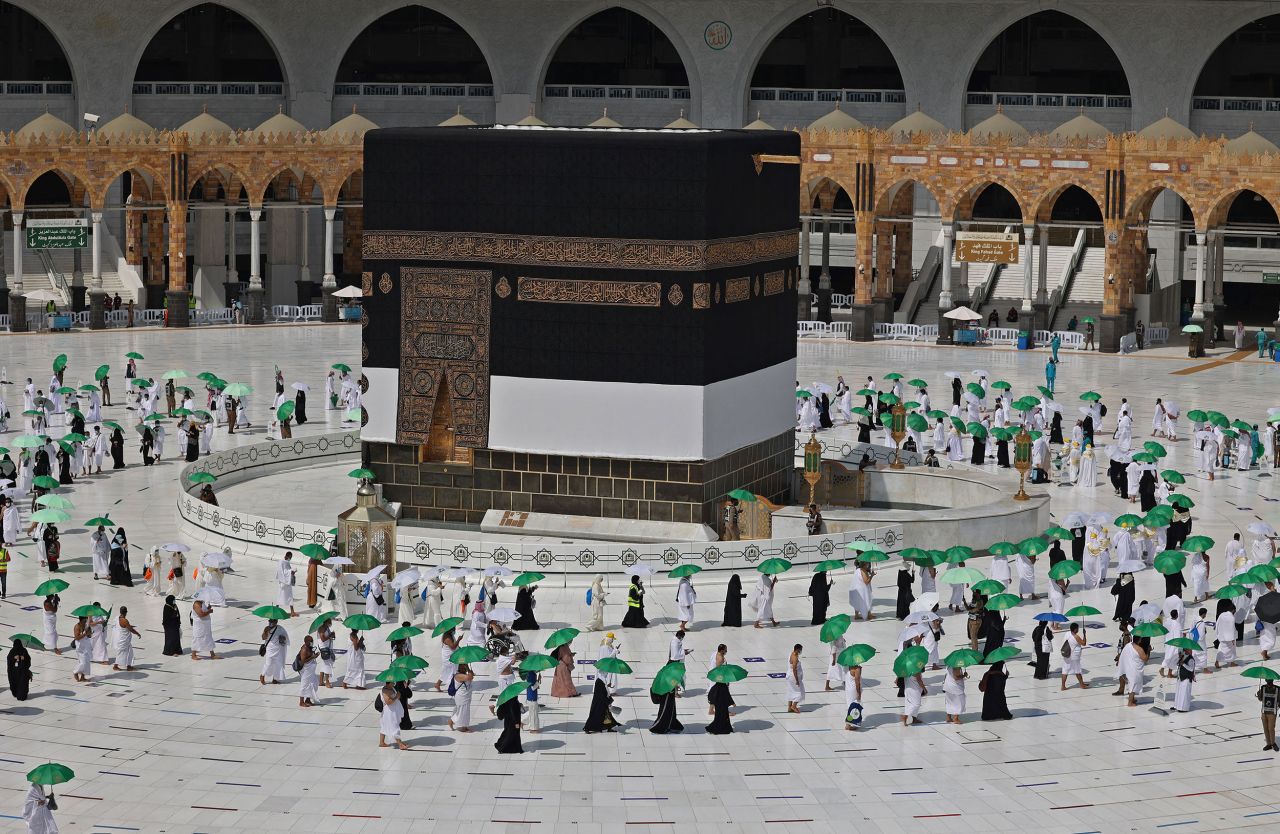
952;182;1026;318
1192;15;1280;136
22;170;86;312
748;9;903;127
132;3;285;129
0;2;74;124
541;7;691;127
966;11;1131;132
334;6;494;126
1213;190;1280;327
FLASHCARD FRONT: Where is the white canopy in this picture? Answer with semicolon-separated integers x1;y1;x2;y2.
943;305;982;321
332;285;363;299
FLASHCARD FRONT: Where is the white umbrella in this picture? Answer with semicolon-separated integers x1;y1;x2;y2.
488;607;521;623
1063;511;1087;528
23;289;63;303
483;566;514;577
291;382;310;393
391;568;421;590
202;552;233;569
161;542;190;553
895;624;929;644
810;381;833;396
625;564;656;577
1117;560;1146;573
1248;522;1277;537
943;306;981;321
332;285;363;299
447;566;476;579
904;610;940;625
1133;602;1162;623
1088;512;1111;527
943;370;961;379
323;556;355;567
910;593;939;613
1163;402;1179;417
365;564;388;580
419;565;448;579
971;369;989;377
193;587;225;606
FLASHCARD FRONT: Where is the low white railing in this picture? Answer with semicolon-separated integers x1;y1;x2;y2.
967;91;1131;109
985;327;1020;345
874;322;933;342
1145;326;1169;346
334;83;493;98
543;84;691;101
750;87;905;104
797;321;851;339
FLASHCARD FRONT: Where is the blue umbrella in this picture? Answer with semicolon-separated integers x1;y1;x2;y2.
1033;612;1068;623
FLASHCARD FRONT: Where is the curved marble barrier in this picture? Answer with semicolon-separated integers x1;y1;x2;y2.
177;431;904;575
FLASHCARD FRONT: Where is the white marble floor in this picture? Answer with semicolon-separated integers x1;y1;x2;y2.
1;330;1279;833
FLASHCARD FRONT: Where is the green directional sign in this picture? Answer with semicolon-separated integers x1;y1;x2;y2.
26;219;87;249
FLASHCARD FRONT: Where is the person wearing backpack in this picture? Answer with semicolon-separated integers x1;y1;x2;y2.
259;618;290;685
296;634;318;707
1060;622;1088;690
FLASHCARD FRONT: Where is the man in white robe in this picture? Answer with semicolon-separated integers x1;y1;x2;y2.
1076;444;1097;487
275;552;296;617
1114;412;1133;450
92;427;106;474
1215;608;1238;668
260;618;290;684
676;576;696;629
90;526;110;579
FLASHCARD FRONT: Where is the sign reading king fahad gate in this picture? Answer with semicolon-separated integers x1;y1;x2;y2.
955;231;1019;264
26;218;87;249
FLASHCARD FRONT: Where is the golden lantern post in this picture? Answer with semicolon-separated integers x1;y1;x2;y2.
1013;427;1033;501
889;403;907;469
803;431;823;507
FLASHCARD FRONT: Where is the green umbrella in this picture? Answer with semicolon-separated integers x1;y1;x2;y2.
252;605;290;620
971;579;1006;596
985;593;1020;611
1114;514;1143;529
850;407;874;418
77;383;99;393
1079;391;1101;402
375;667;418;683
893;645;929;678
1044;526;1072;540
906;412;929;433
1181;324;1203;334
949;415;966;432
1242;666;1280;681
884;372;904;381
945;546;974;563
1167;494;1195;509
143;413;166;423
845;541;878;553
12;634;45;650
652;660;686;695
1154;551;1187;575
60;433;87;444
596;657;633;675
1080;316;1096;324
1231;419;1253;432
512;572;544;588
30;509;70;524
1183;536;1214;553
27;763;74;786
431;617;464;637
855;388;876;397
1132;622;1169;638
989;380;1012;391
52;353;68;374
1049;560;1082;580
197;372;219;382
837;644;877;666
308;611;340;633
518;653;559;672
926;409;948;420
1142;511;1171;529
1160;470;1186;485
1215;584;1250;599
757;558;792;575
33;579;70;596
276;401;296;422
1166;637;1201;651
939;567;984;585
222;383;253;398
344;614;382;631
901;548;933;565
1066;605;1100;618
1131;453;1157;465
814;558;847;572
188;472;217;485
129;379;150;388
944;648;985;668
544;627;580;650
450;645;490;664
1017;537;1048;556
35;495;74;510
70;604;109;618
1246;565;1280;584
387;625;425;642
125;351;144;360
55;387;76;397
989;427;1014;442
95;364;110;381
162;369;189;380
84;516;114;528
795;389;812;399
878;392;900;406
348;468;375;480
859;550;890;563
496;680;527;706
727;488;756;502
101;420;123;432
820;614;852;643
908;378;929;388
707;664;748;684
668;565;702;579
1035;385;1054;398
1186;409;1208;423
391;654;430;671
12;435;43;449
1143;440;1167;456
209;378;227;391
298;543;328;560
1206;412;1230;429
964;382;984;397
332;363;352;373
171;408;193;418
984;646;1020;664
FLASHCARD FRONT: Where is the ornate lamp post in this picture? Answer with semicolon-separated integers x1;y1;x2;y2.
889;403;907;469
803;431;823;507
1013;427;1032;501
337;476;398;577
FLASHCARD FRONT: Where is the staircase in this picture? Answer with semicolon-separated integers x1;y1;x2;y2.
1053;247;1105;327
978;244;1076;320
4;226;140;309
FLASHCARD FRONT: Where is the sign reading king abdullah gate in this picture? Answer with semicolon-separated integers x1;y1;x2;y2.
26;218;88;249
955;231;1019;264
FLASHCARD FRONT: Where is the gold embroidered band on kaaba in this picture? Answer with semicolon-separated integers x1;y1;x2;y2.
363;229;797;271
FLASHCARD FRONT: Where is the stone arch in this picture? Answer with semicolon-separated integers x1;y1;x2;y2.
0;1;74;84
1125;182;1201;230
1204;187;1280;230
131;1;288;87
90;162;173;210
949;176;1031;225
803;175;855;213
1032;180;1106;225
334;4;494;87
186;162;250;202
322;165;364;207
962;8;1132;97
747;6;903;91
1192;13;1280;100
535;2;698;97
872;177;943;219
18;165;89;210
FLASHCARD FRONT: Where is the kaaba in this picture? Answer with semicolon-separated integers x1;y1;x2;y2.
361;125;799;529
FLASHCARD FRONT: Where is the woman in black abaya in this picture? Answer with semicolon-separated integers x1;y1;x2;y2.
808;570;832;625
969;432;986;465
980;661;1013;720
162;595;183;656
56;447;72;485
706;681;734;734
621;576;648;629
7;639;32;700
981;608;1006;658
1138;469;1157;512
583;677;618;733
1049;411;1064;445
108;531;133;586
856;416;872;444
494;694;523;753
895;567;915;620
649;684;683;734
1070;525;1086;563
1031;620;1051;680
722;574;745;627
1111;573;1136;623
513;585;538;631
110;428;125;469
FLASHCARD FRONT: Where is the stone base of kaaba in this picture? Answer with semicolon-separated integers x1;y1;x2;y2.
478;509;718;543
366;430;794;527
